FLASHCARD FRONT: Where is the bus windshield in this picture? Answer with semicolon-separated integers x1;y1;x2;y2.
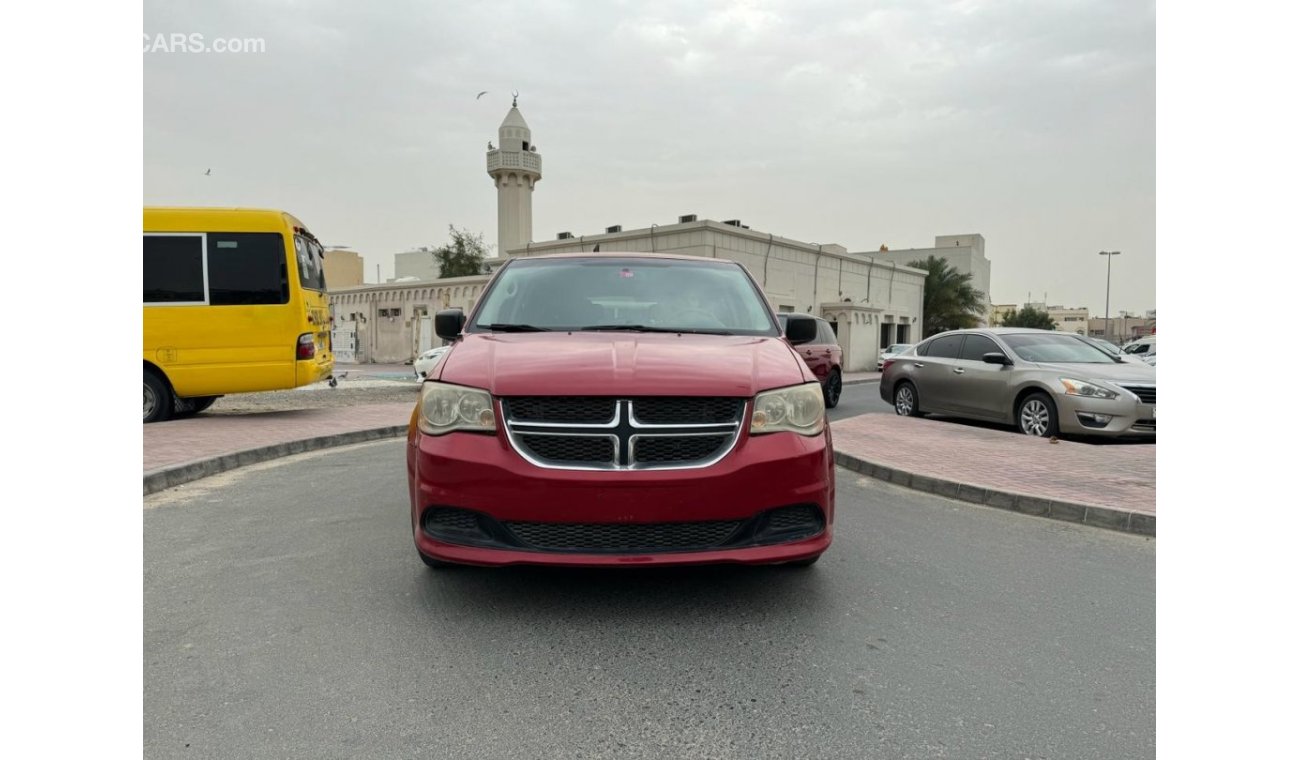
294;235;327;291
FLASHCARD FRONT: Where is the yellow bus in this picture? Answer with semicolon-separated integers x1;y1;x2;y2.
143;207;335;422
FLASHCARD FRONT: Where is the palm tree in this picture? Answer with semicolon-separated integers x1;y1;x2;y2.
908;256;987;338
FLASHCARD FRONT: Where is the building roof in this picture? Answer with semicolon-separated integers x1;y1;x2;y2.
499;106;529;131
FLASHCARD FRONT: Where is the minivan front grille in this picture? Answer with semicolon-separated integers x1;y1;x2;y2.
633;434;732;463
506;397;614;424
502;397;744;471
631;398;744;425
515;434;616;465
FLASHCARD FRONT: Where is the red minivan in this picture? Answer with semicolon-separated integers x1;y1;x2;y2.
405;253;835;569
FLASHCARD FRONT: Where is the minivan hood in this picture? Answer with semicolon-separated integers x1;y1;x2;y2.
1025;360;1156;383
435;332;812;397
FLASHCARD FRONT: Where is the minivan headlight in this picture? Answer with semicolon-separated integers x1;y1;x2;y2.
750;382;825;436
418;382;496;435
1059;377;1119;400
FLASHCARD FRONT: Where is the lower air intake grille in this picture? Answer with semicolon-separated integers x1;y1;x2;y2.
766;504;823;532
502;519;744;552
422;507;480;534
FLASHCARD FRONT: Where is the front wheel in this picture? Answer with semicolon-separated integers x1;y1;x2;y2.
1016;392;1059;437
893;382;922;417
823;369;842;409
144;371;172;424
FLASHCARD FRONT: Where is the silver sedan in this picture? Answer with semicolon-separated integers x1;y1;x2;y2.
879;328;1155;438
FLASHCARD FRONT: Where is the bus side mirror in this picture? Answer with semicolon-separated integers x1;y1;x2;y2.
435;309;466;340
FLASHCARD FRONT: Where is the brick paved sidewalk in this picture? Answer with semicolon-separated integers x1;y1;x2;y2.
831;415;1155;515
143;403;413;473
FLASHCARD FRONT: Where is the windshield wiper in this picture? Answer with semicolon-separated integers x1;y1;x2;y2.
480;323;552;332
578;324;734;335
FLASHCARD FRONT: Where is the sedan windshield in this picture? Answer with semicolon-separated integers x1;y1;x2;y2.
1003;333;1116;364
469;257;779;335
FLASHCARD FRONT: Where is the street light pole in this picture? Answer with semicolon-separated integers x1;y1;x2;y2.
1098;251;1121;342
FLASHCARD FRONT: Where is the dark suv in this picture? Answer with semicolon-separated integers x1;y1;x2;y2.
407;253;836;569
778;313;844;408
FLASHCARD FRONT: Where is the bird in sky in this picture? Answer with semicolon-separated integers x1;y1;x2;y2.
476;91;488;100
204;168;211;175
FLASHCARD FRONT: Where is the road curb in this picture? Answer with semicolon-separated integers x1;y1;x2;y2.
833;450;1155;537
842;378;880;386
143;425;408;496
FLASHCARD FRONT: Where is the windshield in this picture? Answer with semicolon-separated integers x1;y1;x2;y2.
1003;333;1116;364
1086;338;1120;356
294;234;327;291
469;257;779;335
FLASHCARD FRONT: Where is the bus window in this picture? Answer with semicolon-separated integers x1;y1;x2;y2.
144;235;205;303
207;232;289;305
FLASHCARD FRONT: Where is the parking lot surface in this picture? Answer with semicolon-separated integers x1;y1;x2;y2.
145;440;1154;759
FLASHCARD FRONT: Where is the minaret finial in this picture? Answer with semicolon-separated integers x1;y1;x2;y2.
512;89;519;108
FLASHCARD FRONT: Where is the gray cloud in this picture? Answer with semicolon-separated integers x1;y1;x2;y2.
146;0;1154;314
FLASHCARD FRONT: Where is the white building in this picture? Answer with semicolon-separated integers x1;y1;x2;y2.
870;234;993;324
330;100;995;369
392;247;440;281
991;303;1090;335
497;216;927;371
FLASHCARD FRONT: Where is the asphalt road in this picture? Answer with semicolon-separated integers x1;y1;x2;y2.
829;380;892;422
145;440;1154;760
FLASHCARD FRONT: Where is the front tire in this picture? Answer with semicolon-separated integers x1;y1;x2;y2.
1017;392;1059;437
893;381;922;417
823;369;842;409
144;371;172;424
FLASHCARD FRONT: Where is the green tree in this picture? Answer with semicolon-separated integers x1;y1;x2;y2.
908;255;987;337
998;305;1057;330
432;226;492;278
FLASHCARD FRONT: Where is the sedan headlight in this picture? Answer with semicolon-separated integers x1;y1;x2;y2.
750;382;825;436
1058;377;1119;400
418;382;496;435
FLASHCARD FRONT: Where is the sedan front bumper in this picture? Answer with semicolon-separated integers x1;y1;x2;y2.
1054;392;1155;437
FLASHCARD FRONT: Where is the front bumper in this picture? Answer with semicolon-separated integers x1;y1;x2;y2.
406;424;835;567
1054;393;1155;437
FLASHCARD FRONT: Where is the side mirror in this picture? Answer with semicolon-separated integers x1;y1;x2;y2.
783;315;817;345
435;308;466;340
982;352;1012;366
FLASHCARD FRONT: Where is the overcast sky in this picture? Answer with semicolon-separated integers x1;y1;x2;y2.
144;0;1155;315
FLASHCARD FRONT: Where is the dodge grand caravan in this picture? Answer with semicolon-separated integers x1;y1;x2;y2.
405;253;835;568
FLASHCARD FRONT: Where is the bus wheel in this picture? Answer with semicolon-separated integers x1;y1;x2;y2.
144;371;173;424
173;395;217;418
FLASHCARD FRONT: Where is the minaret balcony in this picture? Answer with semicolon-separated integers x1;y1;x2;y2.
486;149;542;175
